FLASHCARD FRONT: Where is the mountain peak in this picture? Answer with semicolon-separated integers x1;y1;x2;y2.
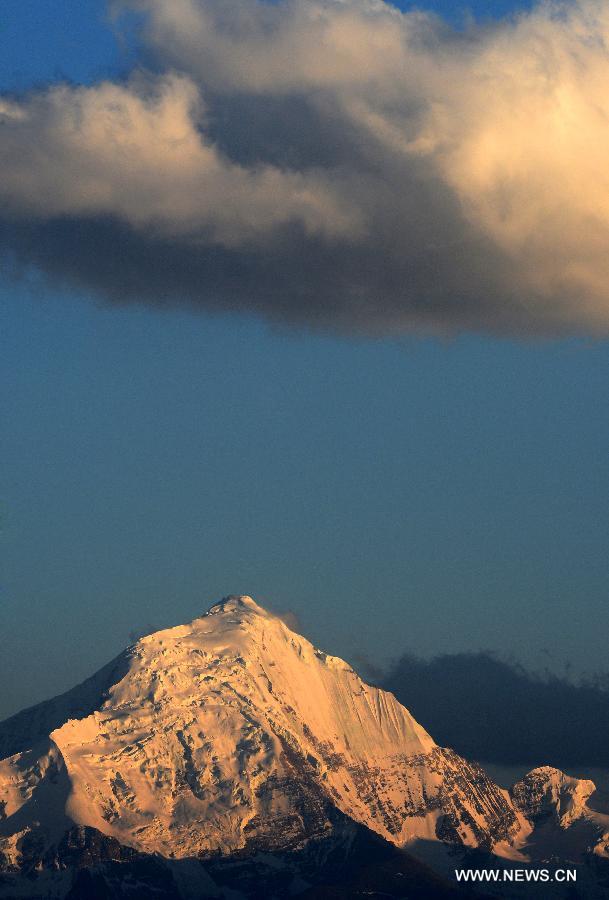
2;602;609;896
511;766;597;828
133;594;275;652
208;593;264;613
0;595;523;870
2;598;609;898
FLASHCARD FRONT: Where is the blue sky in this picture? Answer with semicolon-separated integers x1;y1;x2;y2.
1;0;608;719
0;0;535;89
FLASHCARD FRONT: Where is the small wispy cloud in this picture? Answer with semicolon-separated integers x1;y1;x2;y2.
272;608;304;634
2;0;609;337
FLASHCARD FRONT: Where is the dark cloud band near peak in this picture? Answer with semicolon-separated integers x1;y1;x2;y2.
2;0;609;337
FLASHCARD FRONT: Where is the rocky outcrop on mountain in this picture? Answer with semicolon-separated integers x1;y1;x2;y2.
509;766;609;867
511;766;596;827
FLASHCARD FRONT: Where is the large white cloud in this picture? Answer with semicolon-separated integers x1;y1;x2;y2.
2;0;609;336
0;73;360;244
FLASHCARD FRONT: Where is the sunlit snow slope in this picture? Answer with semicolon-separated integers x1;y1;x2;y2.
0;596;522;864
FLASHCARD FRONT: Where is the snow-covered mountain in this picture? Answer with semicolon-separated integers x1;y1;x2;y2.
0;596;607;898
511;766;609;860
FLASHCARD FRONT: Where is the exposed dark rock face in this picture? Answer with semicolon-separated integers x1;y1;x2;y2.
0;825;136;877
431;749;519;850
0;821;465;900
510;766;596;827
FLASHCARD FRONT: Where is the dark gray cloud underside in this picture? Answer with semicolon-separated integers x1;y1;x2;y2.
2;0;609;336
1;212;538;336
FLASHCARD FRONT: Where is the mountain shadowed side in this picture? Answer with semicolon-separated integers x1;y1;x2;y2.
2;821;474;900
0;651;131;760
383;652;609;768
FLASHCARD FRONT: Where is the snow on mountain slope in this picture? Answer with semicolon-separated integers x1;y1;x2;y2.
0;595;522;869
512;767;597;828
511;767;609;862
